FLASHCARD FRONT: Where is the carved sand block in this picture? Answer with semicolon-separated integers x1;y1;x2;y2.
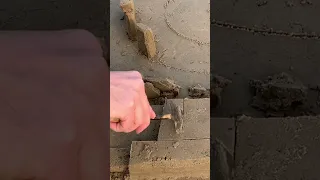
129;140;210;180
120;0;137;41
136;23;157;59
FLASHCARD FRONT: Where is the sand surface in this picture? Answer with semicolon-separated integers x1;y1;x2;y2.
7;0;320;179
109;0;210;150
110;1;210;178
0;1;210;179
110;0;210;98
212;1;320;179
212;0;320;117
235;116;320;180
0;0;210;149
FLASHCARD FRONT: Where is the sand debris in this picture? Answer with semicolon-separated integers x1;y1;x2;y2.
172;141;180;148
211;75;232;108
249;72;308;116
144;77;180;101
145;82;161;99
188;84;210;98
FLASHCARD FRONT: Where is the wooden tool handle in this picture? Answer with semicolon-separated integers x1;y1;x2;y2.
110;113;171;123
155;114;172;120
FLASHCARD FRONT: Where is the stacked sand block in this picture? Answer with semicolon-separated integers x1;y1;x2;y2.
110;148;130;173
136;23;157;59
129;98;210;180
110;101;236;180
158;99;210;140
120;0;137;41
110;106;164;179
129;140;210;180
234;116;320;180
111;99;210;179
211;116;320;180
120;0;157;59
110;148;130;179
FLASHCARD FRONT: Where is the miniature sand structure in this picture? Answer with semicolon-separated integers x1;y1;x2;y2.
111;0;210;178
110;99;210;179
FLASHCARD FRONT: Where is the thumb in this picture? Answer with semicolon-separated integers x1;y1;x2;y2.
110;110;137;133
110;117;122;132
110;121;123;132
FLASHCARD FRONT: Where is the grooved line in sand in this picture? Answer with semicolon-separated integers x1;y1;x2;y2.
163;0;210;46
154;57;210;75
212;19;320;40
149;0;210;75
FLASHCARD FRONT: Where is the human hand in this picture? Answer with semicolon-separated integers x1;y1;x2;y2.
110;71;156;134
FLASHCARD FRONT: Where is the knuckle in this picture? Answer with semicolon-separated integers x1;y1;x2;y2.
129;79;144;91
131;71;143;79
128;99;135;107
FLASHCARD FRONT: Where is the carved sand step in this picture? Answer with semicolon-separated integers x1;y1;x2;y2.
129;140;210;180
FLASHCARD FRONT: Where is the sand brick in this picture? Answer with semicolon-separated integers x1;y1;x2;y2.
235;116;320;180
158;98;210;141
136;23;157;59
151;105;163;115
120;0;137;41
129;140;210;180
110;148;130;173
